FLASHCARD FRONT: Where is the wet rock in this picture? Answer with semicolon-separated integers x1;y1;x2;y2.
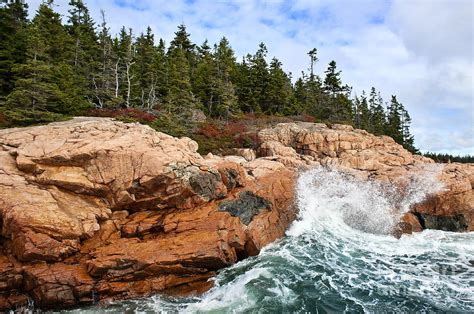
415;213;468;232
0;117;471;310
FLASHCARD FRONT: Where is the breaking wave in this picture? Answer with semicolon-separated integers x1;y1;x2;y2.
72;166;474;313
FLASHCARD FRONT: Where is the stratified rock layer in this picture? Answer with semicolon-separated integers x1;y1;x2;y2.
255;122;473;232
0;118;295;310
0;118;472;310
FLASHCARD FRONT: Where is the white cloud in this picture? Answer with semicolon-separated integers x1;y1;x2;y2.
26;0;473;155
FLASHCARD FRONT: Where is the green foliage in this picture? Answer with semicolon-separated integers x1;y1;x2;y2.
0;1;420;153
0;0;29;97
423;152;474;163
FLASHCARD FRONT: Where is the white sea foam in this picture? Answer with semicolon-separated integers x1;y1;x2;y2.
72;165;473;313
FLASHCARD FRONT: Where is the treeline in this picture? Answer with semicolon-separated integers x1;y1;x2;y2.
1;0;416;152
423;152;474;164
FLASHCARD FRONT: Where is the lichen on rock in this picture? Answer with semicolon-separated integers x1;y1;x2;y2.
219;191;271;225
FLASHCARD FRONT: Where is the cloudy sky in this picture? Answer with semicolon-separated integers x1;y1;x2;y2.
27;0;473;155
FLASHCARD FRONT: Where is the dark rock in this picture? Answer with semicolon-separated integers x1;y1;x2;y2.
415;213;468;232
219;191;271;225
189;172;221;200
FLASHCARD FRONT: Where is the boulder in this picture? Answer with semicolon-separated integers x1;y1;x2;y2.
0;118;471;311
0;118;296;310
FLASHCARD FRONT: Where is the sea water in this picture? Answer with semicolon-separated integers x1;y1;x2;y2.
71;167;474;313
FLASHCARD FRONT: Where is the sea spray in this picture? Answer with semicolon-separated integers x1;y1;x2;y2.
69;165;473;313
288;164;445;236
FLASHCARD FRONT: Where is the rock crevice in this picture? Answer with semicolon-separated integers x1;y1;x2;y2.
0;118;471;311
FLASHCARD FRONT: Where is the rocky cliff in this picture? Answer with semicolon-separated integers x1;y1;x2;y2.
0;118;472;310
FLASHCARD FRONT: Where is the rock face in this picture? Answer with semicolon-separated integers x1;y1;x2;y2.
0;118;472;310
255;122;473;232
0;118;296;310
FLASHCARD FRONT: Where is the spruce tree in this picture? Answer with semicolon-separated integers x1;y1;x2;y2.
66;0;99;104
6;22;63;114
368;87;385;135
267;57;293;114
0;0;29;98
6;2;75;116
322;61;352;121
359;91;370;130
235;55;253;113
212;37;239;117
166;45;197;114
193;40;216;115
92;10;116;108
134;26;159;109
386;95;403;143
249;43;270;113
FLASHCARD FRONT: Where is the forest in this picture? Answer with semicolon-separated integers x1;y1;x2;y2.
0;0;424;155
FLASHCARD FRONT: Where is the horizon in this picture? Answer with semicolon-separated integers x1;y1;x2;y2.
26;0;473;156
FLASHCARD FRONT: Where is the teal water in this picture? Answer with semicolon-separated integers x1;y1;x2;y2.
72;168;474;313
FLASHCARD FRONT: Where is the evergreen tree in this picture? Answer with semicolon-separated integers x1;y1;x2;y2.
133;26;159;109
352;92;371;129
193;39;216;114
322;61;352;121
267;57;293;114
115;26;134;107
235;55;253;113
6;22;63;113
92;10;116;108
166;46;196;113
250;43;270;112
153;39;168;105
6;2;75;115
66;0;99;104
0;0;29;98
368;87;385;135
386;95;403;143
323;60;349;96
212;37;239;117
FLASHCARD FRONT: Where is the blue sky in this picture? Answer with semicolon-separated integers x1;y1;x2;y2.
28;0;473;155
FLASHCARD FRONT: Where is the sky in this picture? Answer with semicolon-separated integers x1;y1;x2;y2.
27;0;473;155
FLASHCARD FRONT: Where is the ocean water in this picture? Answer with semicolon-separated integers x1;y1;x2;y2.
72;167;474;313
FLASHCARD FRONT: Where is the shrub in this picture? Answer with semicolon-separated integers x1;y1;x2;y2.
86;108;157;123
197;122;220;138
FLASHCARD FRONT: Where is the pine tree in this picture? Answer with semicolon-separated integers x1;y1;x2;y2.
249;43;270;113
92;10;116;108
212;37;239;118
6;22;63;113
386;95;403;143
166;46;196;114
353;92;371;129
133;26;160;109
0;0;29;98
368;87;385;135
267;57;293;114
322;61;352;121
66;0;99;104
6;2;74;115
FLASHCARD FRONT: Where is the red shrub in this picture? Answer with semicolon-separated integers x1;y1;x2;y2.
197;122;221;138
235;132;259;148
0;112;8;126
225;121;247;135
301;114;316;122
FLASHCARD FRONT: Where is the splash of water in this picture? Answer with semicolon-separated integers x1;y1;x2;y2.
69;165;474;313
289;165;445;236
